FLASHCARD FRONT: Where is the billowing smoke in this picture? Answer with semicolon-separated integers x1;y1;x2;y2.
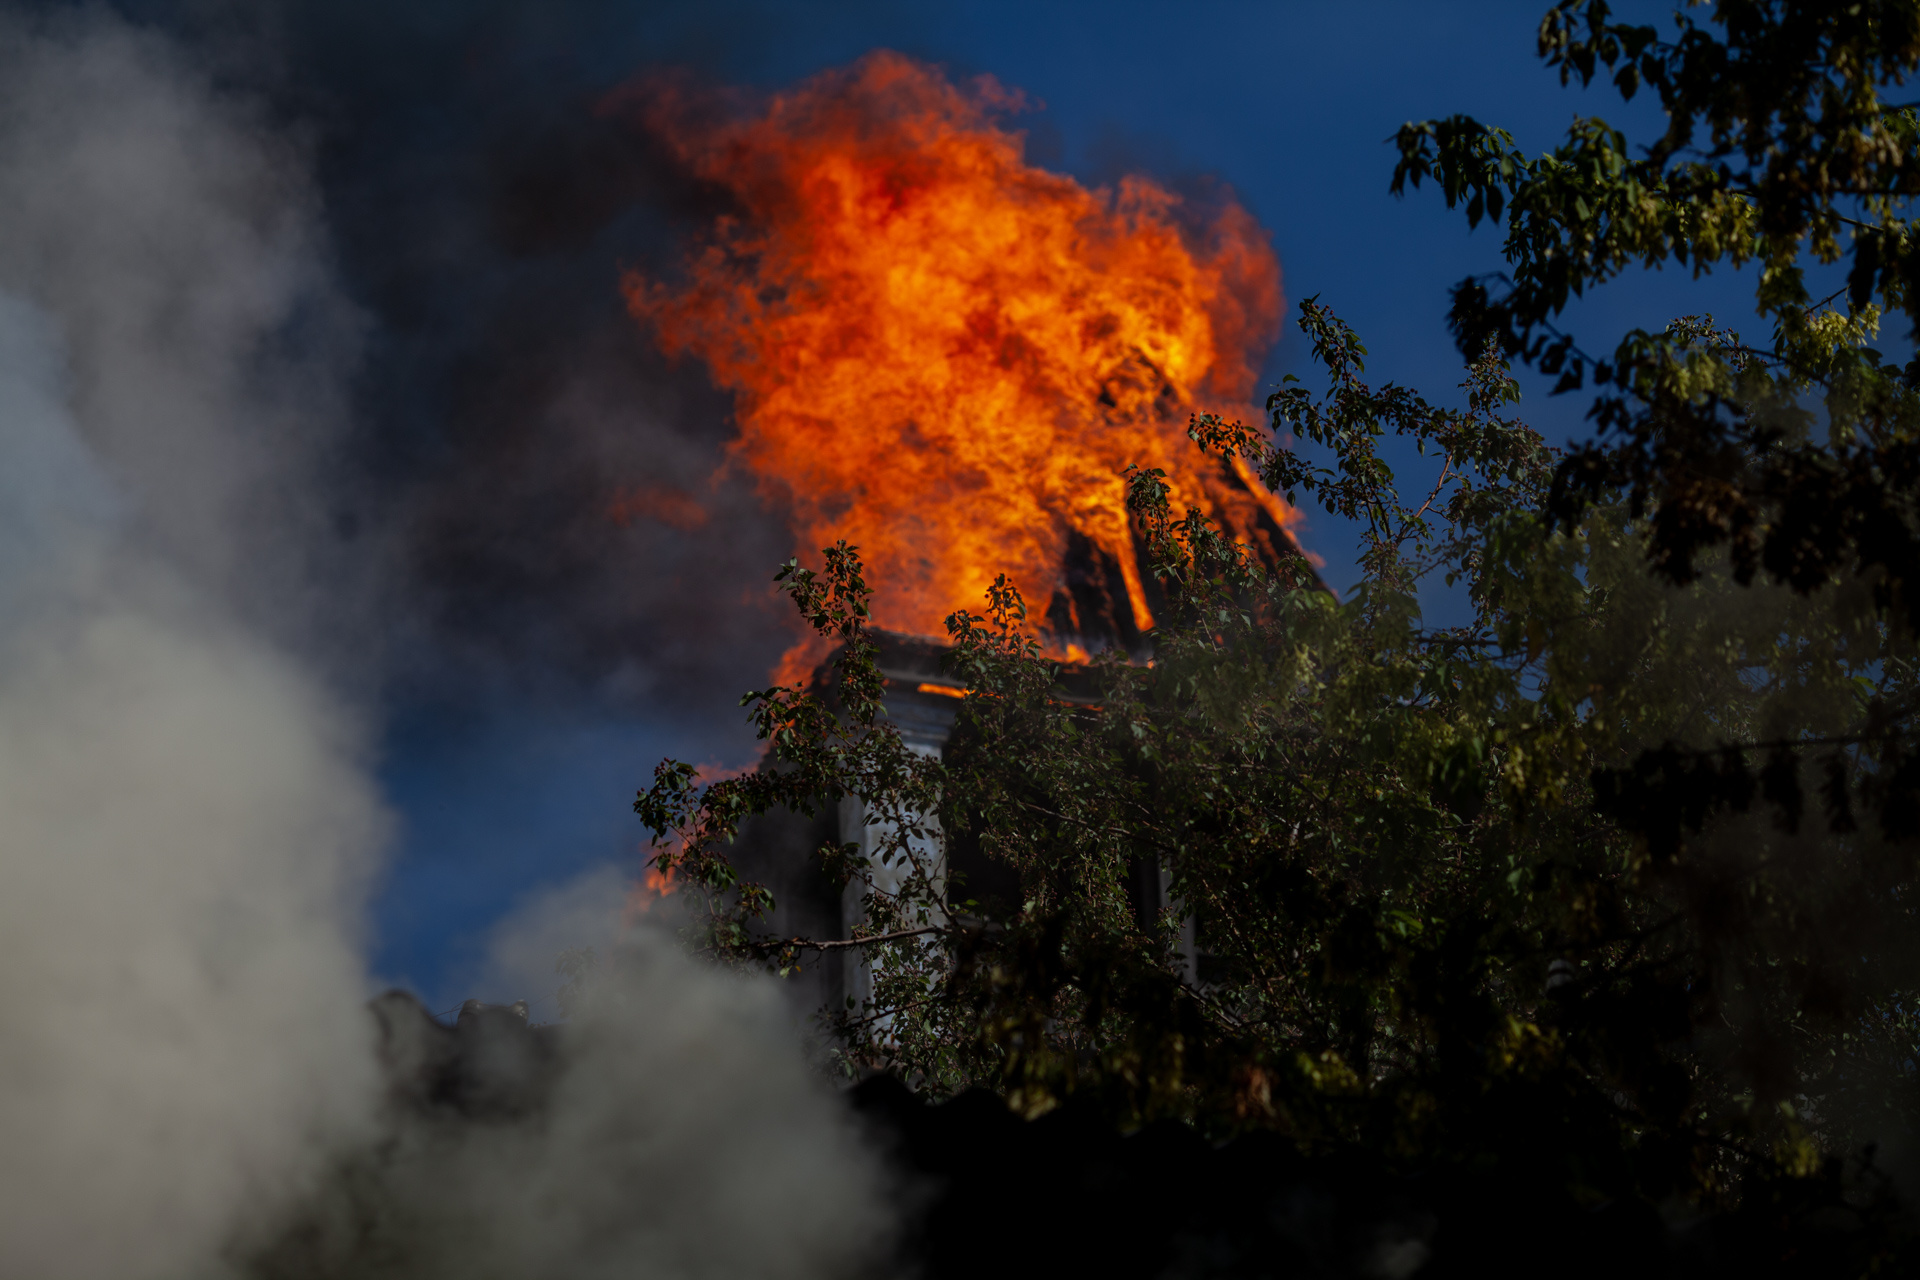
264;878;891;1280
0;293;387;1277
227;0;805;717
0;14;386;1275
0;10;890;1277
0;9;373;661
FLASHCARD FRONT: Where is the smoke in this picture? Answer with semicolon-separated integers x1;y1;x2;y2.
0;13;385;1275
265;878;892;1280
478;861;634;1024
218;0;886;1000
0;486;387;1278
220;0;805;718
0;9;372;666
0;10;892;1278
464;937;891;1280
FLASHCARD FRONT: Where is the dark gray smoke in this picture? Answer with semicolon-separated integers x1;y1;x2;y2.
146;0;839;719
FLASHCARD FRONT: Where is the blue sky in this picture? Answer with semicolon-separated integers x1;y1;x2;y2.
367;0;1782;1010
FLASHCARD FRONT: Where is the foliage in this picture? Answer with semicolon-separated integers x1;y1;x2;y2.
1384;6;1920;1215
634;541;947;967
1390;0;1920;624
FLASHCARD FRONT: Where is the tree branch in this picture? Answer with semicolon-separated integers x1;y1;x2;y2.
753;925;943;953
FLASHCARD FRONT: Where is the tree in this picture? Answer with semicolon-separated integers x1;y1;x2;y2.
1392;0;1920;632
638;1;1920;1263
1387;0;1920;1197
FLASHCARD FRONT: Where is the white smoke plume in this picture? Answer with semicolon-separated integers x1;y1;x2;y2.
0;10;892;1279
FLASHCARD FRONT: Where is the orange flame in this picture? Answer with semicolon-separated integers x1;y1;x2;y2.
621;52;1294;675
624;861;680;920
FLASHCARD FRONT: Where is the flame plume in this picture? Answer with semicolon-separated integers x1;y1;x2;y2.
621;52;1297;678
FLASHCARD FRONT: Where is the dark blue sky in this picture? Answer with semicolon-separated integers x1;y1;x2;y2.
365;0;1774;1010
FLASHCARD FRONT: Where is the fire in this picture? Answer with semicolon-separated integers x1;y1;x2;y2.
625;862;680;920
620;52;1295;677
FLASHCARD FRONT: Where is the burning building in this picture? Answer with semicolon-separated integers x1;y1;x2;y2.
617;52;1306;1010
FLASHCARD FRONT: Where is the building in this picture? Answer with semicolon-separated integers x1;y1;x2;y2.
727;631;965;1020
728;630;1197;1027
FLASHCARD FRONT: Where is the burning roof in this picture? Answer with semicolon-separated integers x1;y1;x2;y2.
618;52;1305;675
